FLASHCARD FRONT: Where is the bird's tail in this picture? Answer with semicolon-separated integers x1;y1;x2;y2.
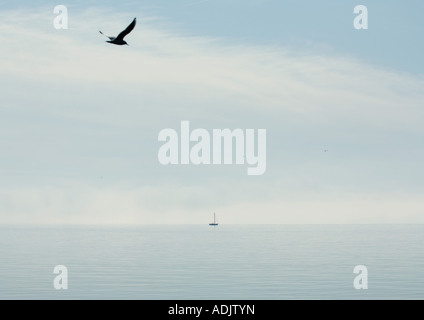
99;30;110;38
99;30;114;41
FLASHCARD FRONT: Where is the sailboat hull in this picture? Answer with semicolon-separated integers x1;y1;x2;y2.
209;223;218;226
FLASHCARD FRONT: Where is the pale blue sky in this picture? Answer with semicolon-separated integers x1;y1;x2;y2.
0;1;423;224
2;0;423;73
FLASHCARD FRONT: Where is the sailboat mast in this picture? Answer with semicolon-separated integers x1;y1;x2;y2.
209;212;218;226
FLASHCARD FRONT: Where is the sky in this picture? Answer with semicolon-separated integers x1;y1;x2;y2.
0;0;423;224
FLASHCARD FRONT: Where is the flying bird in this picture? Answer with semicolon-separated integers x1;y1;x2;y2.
99;17;136;45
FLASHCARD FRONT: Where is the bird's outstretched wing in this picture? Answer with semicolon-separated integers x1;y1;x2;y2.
116;18;136;41
99;30;115;41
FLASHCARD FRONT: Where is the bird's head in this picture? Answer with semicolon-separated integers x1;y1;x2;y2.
123;41;129;46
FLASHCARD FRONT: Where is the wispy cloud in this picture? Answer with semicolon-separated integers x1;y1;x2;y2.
1;6;424;224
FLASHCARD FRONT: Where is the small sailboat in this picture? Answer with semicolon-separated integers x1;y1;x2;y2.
209;212;218;226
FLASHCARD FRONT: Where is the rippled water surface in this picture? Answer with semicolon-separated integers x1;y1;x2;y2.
0;225;423;299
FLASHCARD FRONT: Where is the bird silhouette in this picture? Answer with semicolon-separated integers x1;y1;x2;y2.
99;18;136;45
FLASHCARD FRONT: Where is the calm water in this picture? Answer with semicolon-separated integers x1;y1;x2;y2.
0;225;423;300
